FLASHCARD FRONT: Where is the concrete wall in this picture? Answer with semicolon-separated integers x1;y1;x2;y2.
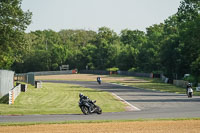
173;80;188;88
0;70;14;97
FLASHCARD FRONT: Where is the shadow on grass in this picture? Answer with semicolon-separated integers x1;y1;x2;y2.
0;94;9;104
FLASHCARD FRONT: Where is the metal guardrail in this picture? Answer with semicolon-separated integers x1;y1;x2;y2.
33;70;74;76
80;70;152;78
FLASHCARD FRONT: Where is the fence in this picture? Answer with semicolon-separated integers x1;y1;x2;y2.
9;84;21;105
15;70;76;86
15;73;35;86
15;73;27;82
0;70;14;97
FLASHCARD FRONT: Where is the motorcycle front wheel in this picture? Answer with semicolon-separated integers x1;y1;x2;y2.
96;106;102;114
188;92;192;98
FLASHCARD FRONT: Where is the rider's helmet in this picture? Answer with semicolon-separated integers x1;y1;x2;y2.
187;83;191;87
79;93;83;98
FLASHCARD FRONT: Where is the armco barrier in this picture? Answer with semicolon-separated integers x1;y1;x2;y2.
80;70;152;78
117;71;152;78
33;70;73;76
80;70;109;75
9;84;21;105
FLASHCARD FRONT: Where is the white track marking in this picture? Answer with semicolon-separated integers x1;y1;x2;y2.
112;93;141;111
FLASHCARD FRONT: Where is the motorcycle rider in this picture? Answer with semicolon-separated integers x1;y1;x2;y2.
79;93;89;101
186;83;192;95
79;93;95;112
97;77;101;84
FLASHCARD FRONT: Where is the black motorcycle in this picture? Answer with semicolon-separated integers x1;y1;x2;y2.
79;99;102;115
97;77;101;85
187;87;193;98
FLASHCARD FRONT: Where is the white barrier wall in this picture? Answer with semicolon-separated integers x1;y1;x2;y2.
173;80;188;88
9;84;21;105
0;70;14;97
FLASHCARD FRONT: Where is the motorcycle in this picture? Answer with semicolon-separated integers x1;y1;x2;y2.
79;99;102;115
187;87;193;98
97;77;101;85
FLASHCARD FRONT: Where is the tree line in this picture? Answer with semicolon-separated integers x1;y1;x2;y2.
0;0;200;83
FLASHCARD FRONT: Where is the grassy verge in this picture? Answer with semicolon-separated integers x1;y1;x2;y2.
1;118;200;126
0;83;126;115
112;77;200;96
36;74;200;96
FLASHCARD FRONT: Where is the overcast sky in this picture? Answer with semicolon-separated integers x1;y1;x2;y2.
21;0;182;34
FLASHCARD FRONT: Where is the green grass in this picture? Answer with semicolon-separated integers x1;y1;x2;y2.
0;83;126;115
117;77;200;96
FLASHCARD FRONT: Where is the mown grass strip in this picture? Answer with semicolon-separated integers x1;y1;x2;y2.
0;83;126;115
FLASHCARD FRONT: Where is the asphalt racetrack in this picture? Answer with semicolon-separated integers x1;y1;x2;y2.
1;80;200;123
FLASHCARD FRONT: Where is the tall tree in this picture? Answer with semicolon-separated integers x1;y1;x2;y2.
94;27;119;69
176;0;200;78
160;15;181;78
0;0;32;69
138;24;164;72
120;29;146;71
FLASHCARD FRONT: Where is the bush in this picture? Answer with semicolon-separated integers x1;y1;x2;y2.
52;63;59;70
107;67;119;72
128;68;137;72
